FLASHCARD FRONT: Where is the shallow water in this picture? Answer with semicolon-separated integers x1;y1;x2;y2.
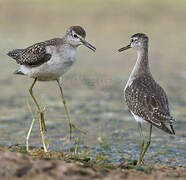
0;0;186;166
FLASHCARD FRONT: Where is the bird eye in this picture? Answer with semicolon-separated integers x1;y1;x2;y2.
73;34;78;38
131;39;134;42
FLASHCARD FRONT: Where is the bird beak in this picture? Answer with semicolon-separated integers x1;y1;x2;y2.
118;44;131;52
81;39;96;52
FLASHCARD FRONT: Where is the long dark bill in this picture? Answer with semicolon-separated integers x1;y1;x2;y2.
81;39;96;52
118;44;131;52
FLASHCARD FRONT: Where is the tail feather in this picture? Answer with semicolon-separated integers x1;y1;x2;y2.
7;49;23;60
161;123;175;135
157;115;176;135
150;121;175;135
170;124;175;135
13;69;24;75
169;116;176;123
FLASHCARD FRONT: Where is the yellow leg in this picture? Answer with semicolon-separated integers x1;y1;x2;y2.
26;100;36;152
57;79;73;140
26;115;36;152
141;124;152;160
29;78;48;152
137;122;145;165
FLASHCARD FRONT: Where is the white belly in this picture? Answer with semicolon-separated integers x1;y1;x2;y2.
19;45;77;81
124;76;134;93
131;111;145;123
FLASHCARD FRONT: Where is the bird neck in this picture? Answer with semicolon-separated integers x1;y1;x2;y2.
130;47;151;79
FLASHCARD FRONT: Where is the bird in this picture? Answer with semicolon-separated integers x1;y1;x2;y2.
7;26;96;152
118;33;175;165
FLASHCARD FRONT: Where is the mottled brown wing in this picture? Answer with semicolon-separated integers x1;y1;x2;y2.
9;38;61;67
18;43;51;66
125;74;175;126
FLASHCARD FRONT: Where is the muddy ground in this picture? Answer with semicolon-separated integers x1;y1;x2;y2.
0;1;186;180
0;146;186;180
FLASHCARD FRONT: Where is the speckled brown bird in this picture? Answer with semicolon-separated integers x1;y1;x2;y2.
118;33;175;165
7;26;96;152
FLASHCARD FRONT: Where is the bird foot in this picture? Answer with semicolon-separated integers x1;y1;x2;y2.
38;107;46;114
71;123;88;135
137;159;144;166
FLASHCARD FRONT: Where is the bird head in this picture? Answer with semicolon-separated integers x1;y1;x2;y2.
65;26;96;52
118;33;148;52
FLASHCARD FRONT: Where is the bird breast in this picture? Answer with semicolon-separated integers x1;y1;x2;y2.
45;45;77;75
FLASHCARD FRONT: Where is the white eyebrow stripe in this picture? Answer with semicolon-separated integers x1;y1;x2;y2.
132;37;138;41
72;30;82;38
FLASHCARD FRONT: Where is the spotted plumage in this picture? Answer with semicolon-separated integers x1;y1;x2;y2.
7;26;95;82
125;74;175;134
7;38;62;67
7;26;96;152
119;33;176;165
119;33;176;135
7;26;89;68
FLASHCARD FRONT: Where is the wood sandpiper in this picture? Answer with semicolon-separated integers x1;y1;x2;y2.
7;26;96;152
118;33;176;165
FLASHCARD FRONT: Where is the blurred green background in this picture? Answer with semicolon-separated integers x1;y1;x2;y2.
0;0;186;164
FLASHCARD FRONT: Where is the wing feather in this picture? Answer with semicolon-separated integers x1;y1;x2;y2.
8;38;62;67
125;74;175;134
